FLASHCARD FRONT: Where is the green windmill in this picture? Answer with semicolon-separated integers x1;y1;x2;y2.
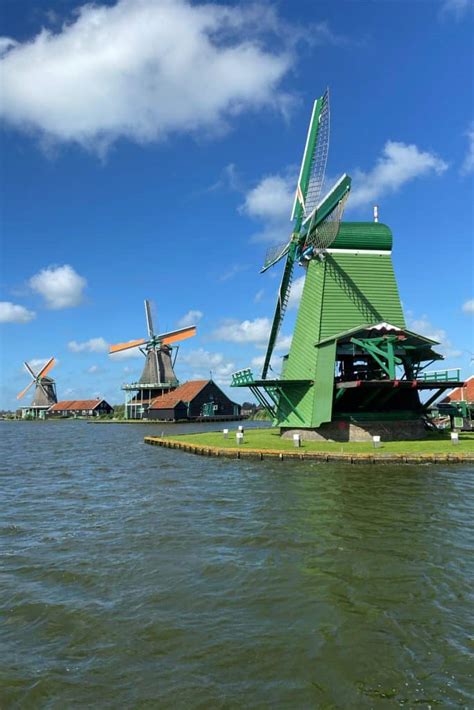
232;90;464;440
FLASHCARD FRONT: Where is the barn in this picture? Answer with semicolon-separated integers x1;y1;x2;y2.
147;380;241;421
48;399;114;418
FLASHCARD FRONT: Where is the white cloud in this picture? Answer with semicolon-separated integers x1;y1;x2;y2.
219;264;249;282
461;123;474;175
0;38;17;55
275;334;293;351
177;309;203;328
0;0;293;153
109;347;143;360
213;317;271;344
254;288;264;303
243;174;294;221
68;337;109;353
180;347;235;384
462;299;474;314
86;364;105;374
26;358;51;372
241;172;295;244
440;0;473;19
407;314;462;358
287;275;305;310
349;141;448;209
29;264;86;309
0;301;36;323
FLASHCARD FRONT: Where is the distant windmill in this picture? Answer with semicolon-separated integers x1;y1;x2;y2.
17;357;57;418
109;300;196;419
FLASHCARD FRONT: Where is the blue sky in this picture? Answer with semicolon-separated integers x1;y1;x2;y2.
0;0;473;409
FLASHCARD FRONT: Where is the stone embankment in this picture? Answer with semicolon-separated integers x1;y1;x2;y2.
144;436;474;464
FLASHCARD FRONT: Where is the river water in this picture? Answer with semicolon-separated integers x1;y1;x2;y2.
1;420;473;708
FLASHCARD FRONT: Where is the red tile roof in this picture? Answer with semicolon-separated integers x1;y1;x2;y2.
49;399;109;412
149;380;209;409
441;376;474;403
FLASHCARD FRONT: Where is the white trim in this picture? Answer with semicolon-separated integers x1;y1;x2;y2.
325;248;391;256
291;99;318;221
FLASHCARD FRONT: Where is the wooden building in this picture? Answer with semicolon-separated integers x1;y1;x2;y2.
48;399;114;418
147;380;241;421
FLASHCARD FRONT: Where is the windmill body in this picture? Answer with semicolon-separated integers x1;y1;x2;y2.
231;92;465;440
17;358;58;419
110;300;196;419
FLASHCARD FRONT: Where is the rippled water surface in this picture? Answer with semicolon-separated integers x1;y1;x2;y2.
1;420;473;708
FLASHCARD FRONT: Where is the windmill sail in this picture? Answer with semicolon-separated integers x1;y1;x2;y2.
261;253;295;379
291;89;330;223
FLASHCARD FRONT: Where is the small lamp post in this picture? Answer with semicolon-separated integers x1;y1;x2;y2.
373;435;381;449
236;432;244;445
293;433;301;448
223;428;229;439
451;432;459;445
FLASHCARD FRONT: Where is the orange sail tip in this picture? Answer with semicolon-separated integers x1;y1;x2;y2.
16;380;34;400
109;338;146;354
38;357;56;379
161;326;197;345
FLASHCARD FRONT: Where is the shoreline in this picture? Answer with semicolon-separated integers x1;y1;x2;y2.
144;436;474;464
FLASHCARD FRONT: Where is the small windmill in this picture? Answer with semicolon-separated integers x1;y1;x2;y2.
109;300;196;419
231;90;463;440
17;357;57;418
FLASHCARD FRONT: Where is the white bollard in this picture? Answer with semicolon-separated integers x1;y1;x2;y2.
236;432;244;445
451;432;459;445
293;433;301;448
373;435;381;448
238;425;244;433
223;428;229;439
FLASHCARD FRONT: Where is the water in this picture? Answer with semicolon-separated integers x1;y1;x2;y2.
1;420;473;709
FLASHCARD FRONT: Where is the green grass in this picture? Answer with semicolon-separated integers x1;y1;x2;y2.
163;427;474;454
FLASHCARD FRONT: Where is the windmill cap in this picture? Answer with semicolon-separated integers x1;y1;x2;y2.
330;222;392;251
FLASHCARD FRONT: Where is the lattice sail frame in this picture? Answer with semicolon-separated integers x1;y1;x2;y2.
304;190;349;252
302;90;330;218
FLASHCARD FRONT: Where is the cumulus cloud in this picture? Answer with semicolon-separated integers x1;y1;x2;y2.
407;314;462;359
177;309;203;328
349;141;448;209
0;0;293;152
213;317;271;344
241;172;295;243
462;299;474;314
68;337;109;353
0;301;36;323
26;358;55;372
108;346;143;360
0;38;17;55
287;275;305;310
461;123;474;175
180;347;235;384
440;0;473;19
29;264;86;309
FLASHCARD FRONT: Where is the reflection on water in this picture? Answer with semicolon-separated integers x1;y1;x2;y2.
1;420;473;708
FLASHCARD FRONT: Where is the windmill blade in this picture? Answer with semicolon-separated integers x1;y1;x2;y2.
16;379;35;400
261;252;295;380
291;89;330;224
37;357;55;380
261;239;291;274
24;361;37;379
144;300;154;338
302;174;351;251
160;325;196;346
109;338;147;354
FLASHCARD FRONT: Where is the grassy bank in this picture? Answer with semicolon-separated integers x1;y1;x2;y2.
162;427;474;454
